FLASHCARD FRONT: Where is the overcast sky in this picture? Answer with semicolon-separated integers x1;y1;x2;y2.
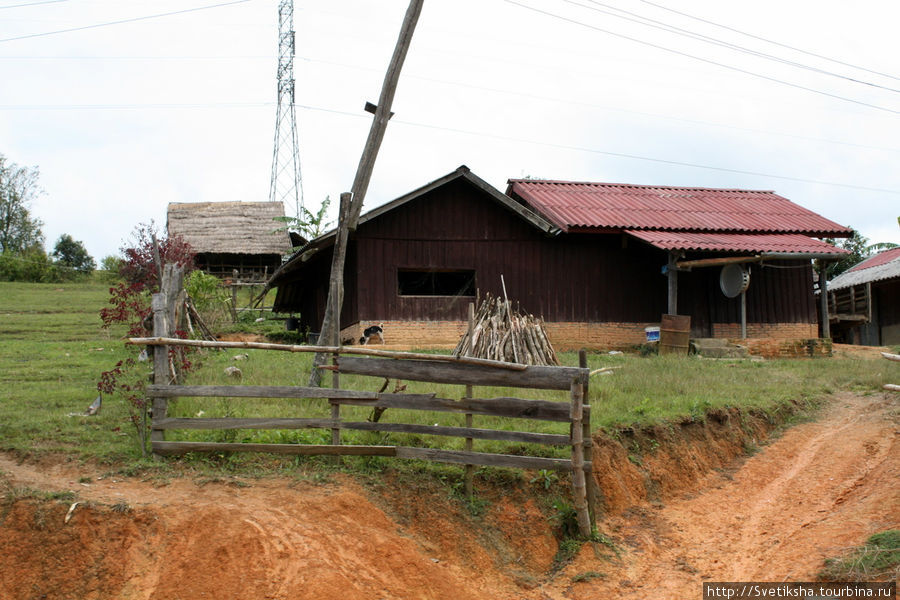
2;0;898;262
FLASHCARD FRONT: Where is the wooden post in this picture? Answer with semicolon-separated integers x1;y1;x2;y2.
579;350;597;528
331;352;342;462
230;269;239;322
464;301;475;499
740;290;747;339
150;293;169;459
150;264;184;458
310;0;424;384
866;282;872;322
570;376;591;538
309;192;352;386
667;252;678;315
819;262;831;339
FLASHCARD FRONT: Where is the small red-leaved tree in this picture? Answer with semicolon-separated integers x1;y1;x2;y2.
99;222;196;456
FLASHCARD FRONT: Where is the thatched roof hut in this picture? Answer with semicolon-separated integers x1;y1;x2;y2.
167;201;293;280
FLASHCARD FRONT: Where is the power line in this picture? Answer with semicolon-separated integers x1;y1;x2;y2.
0;0;68;9
568;0;900;94
0;101;272;109
3;52;898;154
0;0;252;43
291;101;900;195
636;0;900;84
502;0;900;115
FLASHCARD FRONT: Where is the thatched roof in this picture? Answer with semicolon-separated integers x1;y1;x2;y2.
167;201;292;255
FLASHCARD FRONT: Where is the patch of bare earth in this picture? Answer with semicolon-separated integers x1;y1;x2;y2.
554;391;899;599
0;391;896;599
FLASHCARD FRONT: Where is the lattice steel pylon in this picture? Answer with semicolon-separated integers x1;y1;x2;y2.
268;0;303;217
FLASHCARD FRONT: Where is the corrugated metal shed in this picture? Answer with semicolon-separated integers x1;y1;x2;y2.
167;201;291;255
829;247;900;290
626;230;848;255
507;180;851;236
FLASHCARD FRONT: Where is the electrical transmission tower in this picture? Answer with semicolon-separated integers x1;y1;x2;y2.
268;0;303;217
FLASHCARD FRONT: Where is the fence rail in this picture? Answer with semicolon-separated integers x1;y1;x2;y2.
136;267;597;536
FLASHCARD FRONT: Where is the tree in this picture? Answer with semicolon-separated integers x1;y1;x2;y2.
100;254;124;273
118;221;195;290
273;195;334;252
52;234;95;273
0;154;45;253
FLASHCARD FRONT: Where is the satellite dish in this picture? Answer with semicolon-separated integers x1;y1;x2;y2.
720;264;750;298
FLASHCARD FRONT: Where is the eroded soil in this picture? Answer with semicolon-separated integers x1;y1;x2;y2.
1;391;896;600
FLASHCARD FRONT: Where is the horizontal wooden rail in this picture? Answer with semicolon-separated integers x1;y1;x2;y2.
153;418;571;446
152;441;583;471
146;385;586;422
337;356;586;390
336;394;578;422
130;337;528;371
394;448;585;471
152;442;397;456
147;384;380;400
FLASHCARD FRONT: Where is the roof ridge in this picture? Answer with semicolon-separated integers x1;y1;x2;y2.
508;179;776;194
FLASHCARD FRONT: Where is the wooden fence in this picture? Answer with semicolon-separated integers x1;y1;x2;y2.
135;268;597;536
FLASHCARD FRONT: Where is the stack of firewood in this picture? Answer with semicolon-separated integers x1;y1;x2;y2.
454;293;558;366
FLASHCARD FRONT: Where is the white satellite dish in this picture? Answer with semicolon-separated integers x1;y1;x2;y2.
720;264;750;298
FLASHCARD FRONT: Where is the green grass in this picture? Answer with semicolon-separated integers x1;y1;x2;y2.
819;530;900;582
0;279;893;473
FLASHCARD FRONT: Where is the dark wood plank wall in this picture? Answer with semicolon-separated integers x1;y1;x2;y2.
876;279;900;343
679;259;817;336
354;178;667;323
276;177;819;332
274;246;357;334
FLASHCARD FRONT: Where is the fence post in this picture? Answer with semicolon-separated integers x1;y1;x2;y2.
150;264;183;459
331;351;342;453
579;349;597;527
570;375;591;538
150;306;171;458
464;301;475;499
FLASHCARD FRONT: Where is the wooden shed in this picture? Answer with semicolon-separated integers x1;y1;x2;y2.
167;201;294;281
269;166;850;349
827;248;900;345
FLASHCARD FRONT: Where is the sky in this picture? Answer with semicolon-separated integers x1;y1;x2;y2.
2;0;899;263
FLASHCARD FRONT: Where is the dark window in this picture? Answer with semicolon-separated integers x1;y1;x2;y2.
398;269;476;297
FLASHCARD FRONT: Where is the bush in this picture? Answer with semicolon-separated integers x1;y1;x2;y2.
185;270;232;330
0;246;60;282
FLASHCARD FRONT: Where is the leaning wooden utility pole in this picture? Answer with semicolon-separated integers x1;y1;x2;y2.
309;0;425;386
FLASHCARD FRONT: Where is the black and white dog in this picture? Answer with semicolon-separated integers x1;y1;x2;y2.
359;324;385;345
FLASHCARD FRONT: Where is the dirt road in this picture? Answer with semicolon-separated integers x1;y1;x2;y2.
1;391;896;599
556;391;898;599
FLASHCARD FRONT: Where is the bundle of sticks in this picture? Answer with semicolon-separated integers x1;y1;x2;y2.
454;293;558;366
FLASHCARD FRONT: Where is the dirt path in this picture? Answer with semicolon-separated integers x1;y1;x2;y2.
1;391;897;599
555;391;899;598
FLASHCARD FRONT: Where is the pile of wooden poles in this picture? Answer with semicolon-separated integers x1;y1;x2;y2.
454;293;558;366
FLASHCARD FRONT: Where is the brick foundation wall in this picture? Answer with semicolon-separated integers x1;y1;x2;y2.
712;322;818;339
341;320;467;348
340;320;824;353
738;337;832;358
543;322;656;351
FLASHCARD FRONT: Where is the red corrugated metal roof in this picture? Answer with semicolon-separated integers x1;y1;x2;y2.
847;247;900;272
626;230;849;254
507;180;851;236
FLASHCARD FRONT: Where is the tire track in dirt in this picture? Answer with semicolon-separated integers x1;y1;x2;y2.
555;391;899;599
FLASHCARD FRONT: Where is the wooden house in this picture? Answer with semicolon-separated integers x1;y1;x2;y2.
167;201;294;281
827;247;900;345
269;166;850;349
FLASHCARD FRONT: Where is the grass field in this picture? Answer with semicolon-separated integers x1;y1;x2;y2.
0;279;893;472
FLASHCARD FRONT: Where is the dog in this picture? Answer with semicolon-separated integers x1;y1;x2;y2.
359;324;385;345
